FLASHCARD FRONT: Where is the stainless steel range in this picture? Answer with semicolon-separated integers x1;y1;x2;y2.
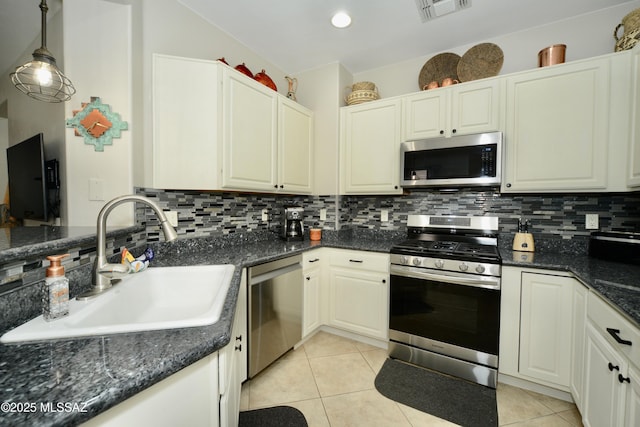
389;215;501;388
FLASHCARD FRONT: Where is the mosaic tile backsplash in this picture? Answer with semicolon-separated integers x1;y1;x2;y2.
137;187;640;251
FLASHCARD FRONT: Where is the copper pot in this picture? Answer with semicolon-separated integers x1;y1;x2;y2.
538;44;566;67
234;63;254;78
254;69;277;91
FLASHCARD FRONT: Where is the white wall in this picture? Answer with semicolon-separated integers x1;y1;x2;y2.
63;0;133;226
353;1;640;98
295;62;351;196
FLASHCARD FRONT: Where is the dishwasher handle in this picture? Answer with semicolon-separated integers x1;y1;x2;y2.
249;262;301;285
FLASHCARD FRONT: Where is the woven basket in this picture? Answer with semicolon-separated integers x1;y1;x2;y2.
345;88;379;105
616;26;640;52
351;81;376;91
615;8;640;51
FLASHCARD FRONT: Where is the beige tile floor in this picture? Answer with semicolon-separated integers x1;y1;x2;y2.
240;331;584;427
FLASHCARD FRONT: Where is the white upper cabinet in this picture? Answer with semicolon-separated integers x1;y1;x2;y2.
278;98;314;194
502;58;611;192
628;46;640;187
151;55;313;194
222;69;278;191
340;98;402;195
403;78;502;140
152;54;223;190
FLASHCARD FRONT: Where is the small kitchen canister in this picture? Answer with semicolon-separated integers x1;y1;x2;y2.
538;44;566;67
310;228;322;241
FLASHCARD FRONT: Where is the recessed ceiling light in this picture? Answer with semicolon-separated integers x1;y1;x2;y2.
331;11;352;28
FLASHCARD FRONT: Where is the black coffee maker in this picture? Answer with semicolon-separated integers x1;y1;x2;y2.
282;207;304;241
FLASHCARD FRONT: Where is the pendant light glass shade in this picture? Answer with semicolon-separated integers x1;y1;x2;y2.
11;0;75;103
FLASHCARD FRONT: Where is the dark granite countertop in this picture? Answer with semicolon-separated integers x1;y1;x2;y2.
1;230;638;426
0;226;144;264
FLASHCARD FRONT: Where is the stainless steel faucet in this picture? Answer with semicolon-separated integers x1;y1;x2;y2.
77;195;178;300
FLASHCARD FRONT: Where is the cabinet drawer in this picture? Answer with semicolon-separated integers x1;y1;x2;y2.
302;249;323;269
329;249;389;273
588;292;640;366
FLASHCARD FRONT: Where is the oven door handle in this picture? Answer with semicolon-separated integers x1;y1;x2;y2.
390;265;501;290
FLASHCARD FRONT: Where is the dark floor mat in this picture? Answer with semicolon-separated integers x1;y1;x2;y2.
239;405;308;427
375;358;498;427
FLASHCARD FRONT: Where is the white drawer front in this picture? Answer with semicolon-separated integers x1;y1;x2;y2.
329;249;389;273
587;292;639;367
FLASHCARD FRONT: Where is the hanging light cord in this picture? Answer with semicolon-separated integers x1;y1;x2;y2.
11;0;76;103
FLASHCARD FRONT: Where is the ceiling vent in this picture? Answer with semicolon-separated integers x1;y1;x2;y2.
415;0;471;22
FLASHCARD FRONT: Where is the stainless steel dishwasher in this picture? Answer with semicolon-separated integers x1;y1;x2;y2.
248;255;302;378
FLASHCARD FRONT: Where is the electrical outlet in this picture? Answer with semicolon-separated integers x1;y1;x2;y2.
320;208;327;221
262;209;269;222
381;209;389;222
585;214;599;230
165;210;178;227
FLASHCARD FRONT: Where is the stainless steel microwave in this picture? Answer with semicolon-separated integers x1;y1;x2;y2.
401;131;503;188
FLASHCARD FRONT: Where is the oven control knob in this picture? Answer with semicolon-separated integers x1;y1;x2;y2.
412;258;422;266
401;256;409;265
476;265;486;274
435;260;444;269
459;262;469;272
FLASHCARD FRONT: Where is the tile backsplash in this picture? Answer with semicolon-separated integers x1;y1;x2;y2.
137;187;640;247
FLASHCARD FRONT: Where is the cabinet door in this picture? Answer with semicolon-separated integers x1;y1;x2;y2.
83;354;220;427
503;59;610;192
219;269;247;427
519;272;574;387
340;99;402;194
328;266;388;339
450;78;502;136
403;90;447;140
278;98;313;194
571;281;588;411
624;364;640;427
303;267;322;338
152;54;221;190
223;70;277;191
583;322;627;427
629;47;640;187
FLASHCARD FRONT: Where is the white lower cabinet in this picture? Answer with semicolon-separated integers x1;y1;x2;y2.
327;249;389;340
570;280;588;412
518;272;574;387
500;267;577;390
302;250;325;338
82;354;220;427
625;364;640;427
583;291;639;427
583;322;627;427
219;269;247;427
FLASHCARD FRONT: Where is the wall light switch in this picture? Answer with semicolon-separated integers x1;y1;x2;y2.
381;209;389;222
262;209;269;222
88;178;104;201
165;211;178;227
320;208;327;221
585;214;599;230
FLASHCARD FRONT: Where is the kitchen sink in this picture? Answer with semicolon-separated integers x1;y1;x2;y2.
0;265;235;343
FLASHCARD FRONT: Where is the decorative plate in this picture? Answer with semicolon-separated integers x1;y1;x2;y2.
457;43;504;82
418;52;461;90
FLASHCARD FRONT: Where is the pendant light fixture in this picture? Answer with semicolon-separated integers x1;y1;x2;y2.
11;0;75;103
